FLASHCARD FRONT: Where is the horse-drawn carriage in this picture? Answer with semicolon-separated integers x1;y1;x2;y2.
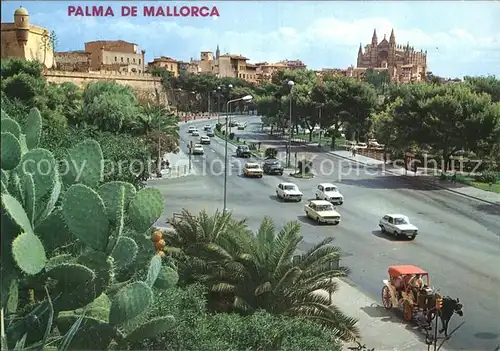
381;265;464;337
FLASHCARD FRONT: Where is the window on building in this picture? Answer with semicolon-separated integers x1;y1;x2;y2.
133;58;136;63
139;70;142;73
121;57;123;62
127;58;130;63
114;57;117;62
139;59;141;64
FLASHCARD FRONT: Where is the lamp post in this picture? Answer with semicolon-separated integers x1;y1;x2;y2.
216;86;221;123
287;80;295;167
223;94;253;212
227;84;233;130
317;103;324;147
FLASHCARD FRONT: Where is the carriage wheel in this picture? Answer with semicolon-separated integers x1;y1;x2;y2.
403;301;413;321
382;286;392;309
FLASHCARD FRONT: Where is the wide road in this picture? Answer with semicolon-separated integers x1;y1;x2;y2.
152;116;500;350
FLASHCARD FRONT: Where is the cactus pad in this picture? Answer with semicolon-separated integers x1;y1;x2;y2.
154;266;179;290
35;173;61;226
111;236;138;268
108;281;153;326
56;315;117;350
1;132;22;170
47;263;96;284
62;139;104;188
19;149;57;203
23;173;36;226
128;188;164;233
98;181;136;223
62;184;109;251
45;254;75;271
2;193;34;235
145;255;162;287
25;108;42;150
1;118;21;139
12;232;47;275
77;293;111;322
7;171;24;204
125;315;176;342
36;209;74;252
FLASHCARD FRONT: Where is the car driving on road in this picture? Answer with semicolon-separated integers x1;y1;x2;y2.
206;129;214;137
203;124;211;131
379;214;418;240
304;200;341;225
191;144;204;155
200;136;211;145
191;129;200;136
188;126;196;133
236;145;252;158
276;182;303;202
315;183;344;205
243;163;263;178
263;159;284;175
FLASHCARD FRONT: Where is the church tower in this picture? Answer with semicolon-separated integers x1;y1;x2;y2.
357;43;363;67
370;29;378;68
215;44;220;59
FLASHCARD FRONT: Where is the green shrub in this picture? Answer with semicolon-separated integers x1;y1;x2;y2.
229;132;235;140
215;123;222;132
475;171;498;184
298;159;313;174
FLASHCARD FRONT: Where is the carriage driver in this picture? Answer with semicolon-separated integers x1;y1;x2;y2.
408;274;424;301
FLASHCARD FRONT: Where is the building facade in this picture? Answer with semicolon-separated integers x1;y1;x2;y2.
148;56;179;77
0;7;55;68
255;59;307;83
54;51;91;72
84;40;146;73
356;29;427;83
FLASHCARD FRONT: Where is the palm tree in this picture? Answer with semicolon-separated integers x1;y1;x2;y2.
132;104;179;138
167;212;359;342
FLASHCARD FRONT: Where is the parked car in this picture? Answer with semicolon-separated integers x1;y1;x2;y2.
276;182;303;202
315;183;344;205
263;159;284;175
188;126;196;133
243;163;263;178
237;122;247;130
357;142;368;149
203;124;211;131
229;120;238;127
379;214;418;240
200;136;211;145
304;200;341;225
191;144;204;155
206;129;214;137
236;145;252;158
191;129;200;136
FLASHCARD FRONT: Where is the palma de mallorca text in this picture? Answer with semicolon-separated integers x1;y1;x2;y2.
67;5;220;17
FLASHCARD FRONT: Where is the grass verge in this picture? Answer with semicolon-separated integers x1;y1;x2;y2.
442;174;500;193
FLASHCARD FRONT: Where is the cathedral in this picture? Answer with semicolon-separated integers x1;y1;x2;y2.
355;29;427;83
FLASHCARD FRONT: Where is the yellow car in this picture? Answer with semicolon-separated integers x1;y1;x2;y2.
304;200;341;225
243;163;263;178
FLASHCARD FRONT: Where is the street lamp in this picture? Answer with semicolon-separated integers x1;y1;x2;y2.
287;80;295;167
223;94;253;212
227;84;233;131
216;86;221;123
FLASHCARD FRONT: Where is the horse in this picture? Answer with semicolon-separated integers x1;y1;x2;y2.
426;295;463;337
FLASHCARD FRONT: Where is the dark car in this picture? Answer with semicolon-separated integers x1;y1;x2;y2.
263;159;284;175
206;129;214;137
236;145;252;158
229;120;238;127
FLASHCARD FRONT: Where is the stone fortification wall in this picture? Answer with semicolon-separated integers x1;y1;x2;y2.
44;70;165;104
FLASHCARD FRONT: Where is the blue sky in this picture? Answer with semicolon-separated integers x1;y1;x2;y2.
2;1;499;77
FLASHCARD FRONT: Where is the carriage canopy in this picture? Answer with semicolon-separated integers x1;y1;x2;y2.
388;265;428;277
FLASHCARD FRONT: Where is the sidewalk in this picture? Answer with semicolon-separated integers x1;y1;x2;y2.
316;278;447;351
330;150;500;205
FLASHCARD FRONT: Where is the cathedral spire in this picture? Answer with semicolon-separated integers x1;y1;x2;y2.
389;29;395;45
371;29;378;46
216;44;220;59
358;43;363;55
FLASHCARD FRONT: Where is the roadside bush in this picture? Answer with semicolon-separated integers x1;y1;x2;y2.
475;171;498;184
229;132;235;140
265;147;279;159
215;123;222;132
298;159;313;174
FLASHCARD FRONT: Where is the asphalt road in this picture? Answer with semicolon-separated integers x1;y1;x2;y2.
152;116;500;350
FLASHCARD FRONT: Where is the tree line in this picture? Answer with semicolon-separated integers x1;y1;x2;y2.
1;59;181;187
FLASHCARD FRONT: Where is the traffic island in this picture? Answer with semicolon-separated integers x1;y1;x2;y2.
290;172;315;179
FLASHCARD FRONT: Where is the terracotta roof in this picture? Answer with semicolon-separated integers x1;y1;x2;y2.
220;54;248;60
246;63;257;68
85;40;138;46
151;56;178;63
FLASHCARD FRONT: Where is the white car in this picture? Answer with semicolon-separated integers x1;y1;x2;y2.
315;183;344;205
379;214;418;240
188;126;196;133
191;144;204;155
191;129;200;136
200;136;211;145
276;182;303;202
356;142;367;149
203;125;211;131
